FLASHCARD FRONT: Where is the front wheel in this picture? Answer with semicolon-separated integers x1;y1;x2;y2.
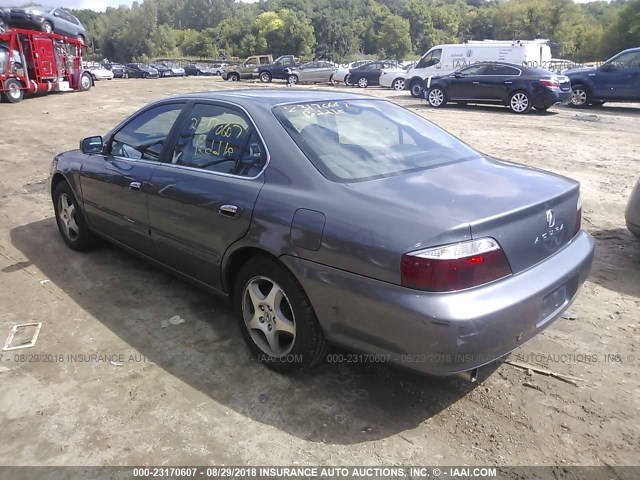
570;85;591;108
344;74;351;86
2;78;24;103
79;72;92;91
357;77;368;88
427;86;447;107
53;182;94;251
287;74;298;85
43;21;53;34
392;78;405;91
77;34;85;44
410;81;423;98
234;256;327;373
259;71;272;83
509;91;532;114
228;73;240;82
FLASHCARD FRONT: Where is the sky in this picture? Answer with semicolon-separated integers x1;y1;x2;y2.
0;0;603;10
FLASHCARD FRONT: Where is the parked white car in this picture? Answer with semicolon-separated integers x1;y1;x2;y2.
333;60;369;84
89;65;114;81
379;66;409;90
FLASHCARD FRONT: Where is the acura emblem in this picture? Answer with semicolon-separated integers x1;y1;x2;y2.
546;209;556;228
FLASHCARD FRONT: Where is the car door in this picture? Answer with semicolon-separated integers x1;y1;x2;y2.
146;102;268;289
478;64;522;101
365;62;382;84
446;64;488;100
304;62;322;82
80;102;186;255
51;9;72;36
593;51;640;100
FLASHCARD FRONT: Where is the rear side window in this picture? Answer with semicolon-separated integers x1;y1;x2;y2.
110;103;183;161
170;103;267;177
484;64;520;76
274;100;479;182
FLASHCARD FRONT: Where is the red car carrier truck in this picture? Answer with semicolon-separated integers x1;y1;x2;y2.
0;28;92;103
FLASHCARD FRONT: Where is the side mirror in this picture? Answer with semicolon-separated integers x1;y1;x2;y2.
53;11;60;16
600;63;614;72
454;72;463;78
80;136;103;154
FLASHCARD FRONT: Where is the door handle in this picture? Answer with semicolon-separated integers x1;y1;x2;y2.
504;81;513;84
129;181;142;191
219;204;239;217
472;81;480;84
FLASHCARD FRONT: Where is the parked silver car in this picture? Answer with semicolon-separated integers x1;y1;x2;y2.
626;176;640;238
284;61;337;85
49;90;594;377
2;5;86;43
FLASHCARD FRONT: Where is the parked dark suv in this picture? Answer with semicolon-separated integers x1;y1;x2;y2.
566;47;640;107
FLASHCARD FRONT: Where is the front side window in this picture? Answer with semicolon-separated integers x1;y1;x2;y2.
110;103;184;161
274;100;478;182
417;49;443;68
171;103;266;177
608;51;640;69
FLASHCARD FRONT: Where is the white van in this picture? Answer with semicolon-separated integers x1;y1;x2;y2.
405;39;552;97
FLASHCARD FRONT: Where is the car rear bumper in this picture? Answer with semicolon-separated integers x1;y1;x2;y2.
535;89;572;108
281;230;594;375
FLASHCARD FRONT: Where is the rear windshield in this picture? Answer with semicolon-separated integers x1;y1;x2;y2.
273;100;479;182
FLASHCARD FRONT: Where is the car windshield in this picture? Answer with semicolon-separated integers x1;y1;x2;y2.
273;100;479;182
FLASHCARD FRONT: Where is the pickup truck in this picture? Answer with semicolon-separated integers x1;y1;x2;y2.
257;55;298;83
566;47;640;107
222;54;273;82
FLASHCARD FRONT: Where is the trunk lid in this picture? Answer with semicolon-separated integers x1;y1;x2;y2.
348;156;580;274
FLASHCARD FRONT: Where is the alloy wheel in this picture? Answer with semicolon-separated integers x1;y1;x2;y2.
242;276;296;357
510;92;530;113
392;78;405;91
288;75;298;85
428;88;445;107
58;193;80;241
358;77;368;88
571;88;588;107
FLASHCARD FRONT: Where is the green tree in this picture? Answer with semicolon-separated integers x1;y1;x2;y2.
377;15;412;59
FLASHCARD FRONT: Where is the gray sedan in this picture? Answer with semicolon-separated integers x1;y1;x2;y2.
626;177;640;237
49;90;594;377
284;61;337;85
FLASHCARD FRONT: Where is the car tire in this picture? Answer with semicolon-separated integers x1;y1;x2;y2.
43;21;53;34
392;78;405;91
79;72;92;91
53;181;94;251
2;78;24;103
77;34;85;44
0;17;6;34
234;256;328;373
228;73;240;82
259;71;272;83
409;81;423;98
344;74;351;86
508;90;533;114
357;77;368;88
329;74;336;85
570;85;591;108
287;74;298;85
427;86;447;108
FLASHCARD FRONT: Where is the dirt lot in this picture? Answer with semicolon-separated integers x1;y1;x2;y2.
0;77;638;470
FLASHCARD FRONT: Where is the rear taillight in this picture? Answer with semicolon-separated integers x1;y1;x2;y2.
574;196;582;236
540;78;560;89
401;238;512;292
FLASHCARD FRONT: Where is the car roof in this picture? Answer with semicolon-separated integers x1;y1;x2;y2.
170;89;378;109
